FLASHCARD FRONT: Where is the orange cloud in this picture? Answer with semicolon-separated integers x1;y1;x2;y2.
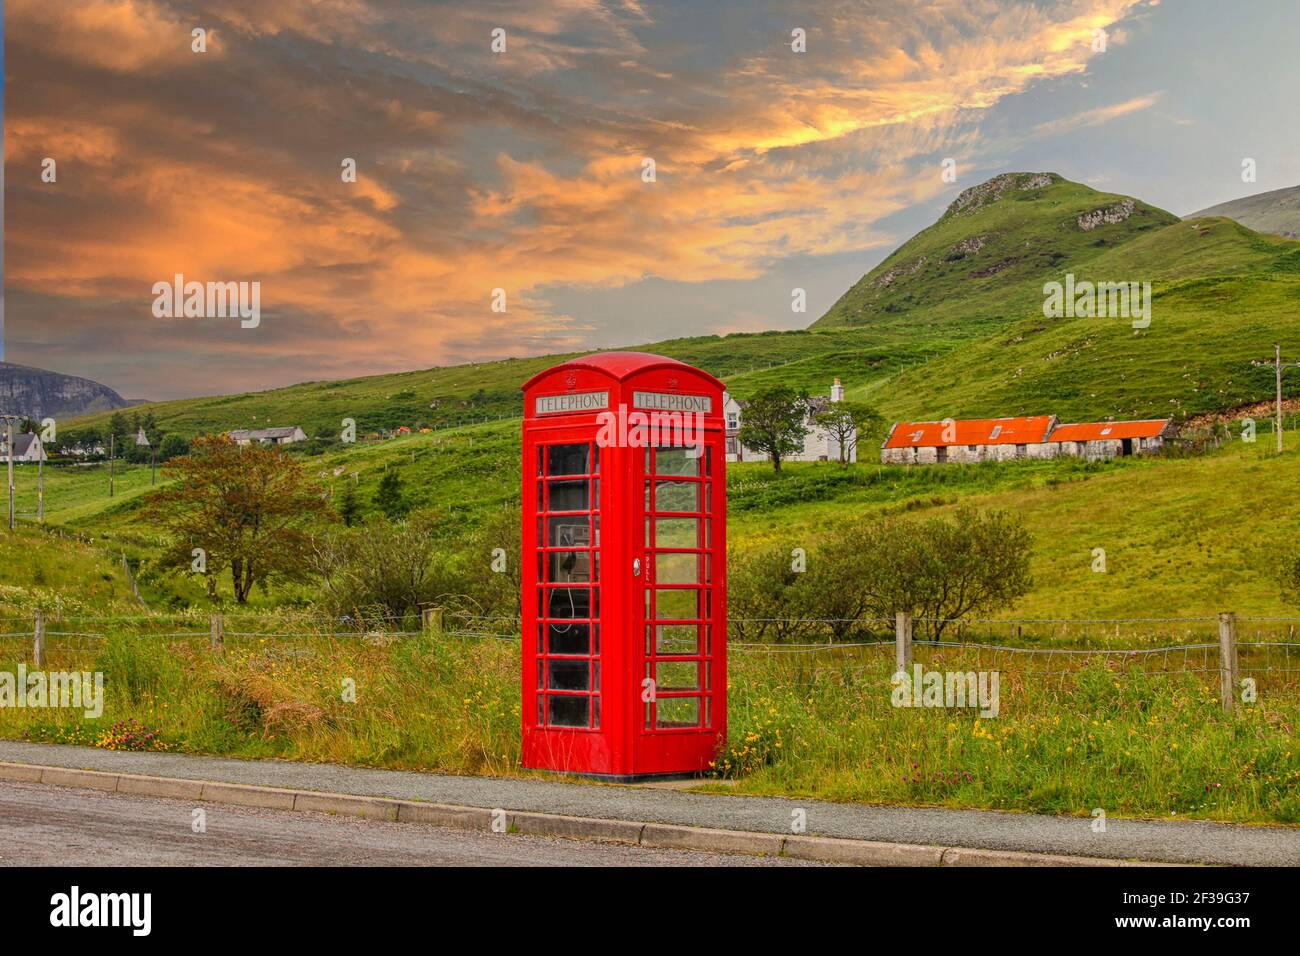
5;0;1157;393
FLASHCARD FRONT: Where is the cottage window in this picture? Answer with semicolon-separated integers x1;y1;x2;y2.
989;425;1002;439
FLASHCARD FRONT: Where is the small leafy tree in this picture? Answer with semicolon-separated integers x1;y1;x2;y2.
373;469;408;519
146;435;331;603
158;433;190;461
843;507;1033;638
737;386;811;473
815;401;882;466
337;481;362;526
308;511;442;622
457;504;523;624
107;411;131;456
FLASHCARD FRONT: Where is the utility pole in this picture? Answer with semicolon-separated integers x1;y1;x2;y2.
109;433;115;497
37;449;44;524
1277;343;1284;453
1250;345;1300;452
5;419;14;531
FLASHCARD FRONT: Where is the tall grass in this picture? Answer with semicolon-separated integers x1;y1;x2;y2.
1;629;1296;823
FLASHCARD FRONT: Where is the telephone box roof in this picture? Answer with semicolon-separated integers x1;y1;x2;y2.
521;352;724;391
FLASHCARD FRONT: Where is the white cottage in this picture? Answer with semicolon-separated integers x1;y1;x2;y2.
724;378;858;463
228;426;307;446
2;433;48;463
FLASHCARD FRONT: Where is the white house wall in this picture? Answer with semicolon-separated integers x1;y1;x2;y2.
881;435;1165;464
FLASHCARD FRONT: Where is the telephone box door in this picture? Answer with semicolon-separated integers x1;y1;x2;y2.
633;439;726;774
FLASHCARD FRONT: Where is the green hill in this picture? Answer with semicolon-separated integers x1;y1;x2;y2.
58;326;953;442
1190;184;1300;238
812;172;1180;329
60;174;1300;443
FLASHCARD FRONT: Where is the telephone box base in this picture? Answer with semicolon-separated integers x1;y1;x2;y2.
530;768;707;785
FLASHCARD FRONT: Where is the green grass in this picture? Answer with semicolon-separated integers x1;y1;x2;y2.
1;627;1295;823
726;432;1300;620
0;524;146;617
15;410;1300;622
719;646;1299;823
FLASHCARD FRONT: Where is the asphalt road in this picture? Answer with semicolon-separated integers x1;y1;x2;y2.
2;741;1294;865
0;780;821;867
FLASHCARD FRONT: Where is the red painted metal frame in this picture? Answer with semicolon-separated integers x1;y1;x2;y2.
520;352;727;779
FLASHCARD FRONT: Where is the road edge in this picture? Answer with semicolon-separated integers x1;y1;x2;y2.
0;761;1175;867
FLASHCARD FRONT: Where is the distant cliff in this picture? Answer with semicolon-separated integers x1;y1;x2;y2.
0;362;137;419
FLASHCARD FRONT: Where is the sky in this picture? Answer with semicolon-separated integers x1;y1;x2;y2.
4;0;1299;400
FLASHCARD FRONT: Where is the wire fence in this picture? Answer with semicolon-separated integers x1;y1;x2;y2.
2;609;1298;684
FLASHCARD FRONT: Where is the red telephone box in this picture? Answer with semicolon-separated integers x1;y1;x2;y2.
520;352;727;780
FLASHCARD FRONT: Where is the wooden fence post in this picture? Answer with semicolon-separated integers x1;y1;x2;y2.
421;606;444;635
1218;611;1238;715
210;613;224;654
895;611;913;672
33;609;46;668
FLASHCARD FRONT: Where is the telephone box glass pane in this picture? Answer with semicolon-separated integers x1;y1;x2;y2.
654;552;699;584
654;448;700;477
548;444;590;475
549;551;590;583
549;621;589;656
656;661;699;691
547;516;590;550
655;588;699;620
546;586;590;621
548;480;588;512
655;480;698;512
656;697;699;728
655;518;699;548
549;696;589;727
654;624;699;655
548;660;589;691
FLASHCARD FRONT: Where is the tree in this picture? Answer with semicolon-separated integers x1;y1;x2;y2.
337;481;362;526
736;386;811;473
146;435;331;603
307;512;441;622
841;507;1033;639
373;468;408;519
107;412;131;456
458;503;523;624
158;434;190;461
815;401;883;467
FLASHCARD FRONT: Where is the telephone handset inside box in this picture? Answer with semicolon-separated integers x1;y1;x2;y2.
550;522;591;582
549;522;591;630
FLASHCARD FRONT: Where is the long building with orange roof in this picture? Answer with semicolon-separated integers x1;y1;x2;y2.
881;415;1173;464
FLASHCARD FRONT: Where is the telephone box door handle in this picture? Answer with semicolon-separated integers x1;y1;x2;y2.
633;558;641;577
